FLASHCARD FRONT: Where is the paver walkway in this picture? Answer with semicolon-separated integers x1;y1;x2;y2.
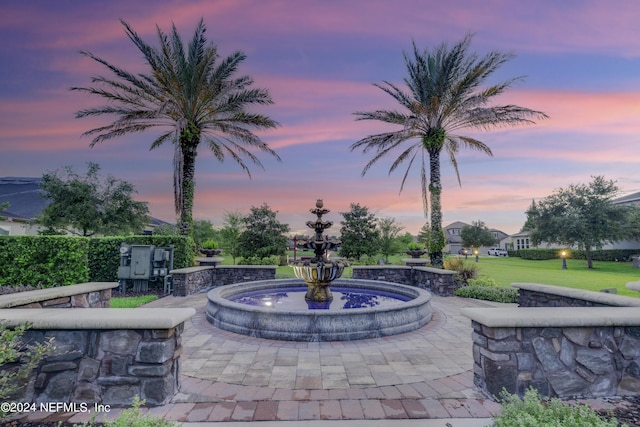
14;293;621;425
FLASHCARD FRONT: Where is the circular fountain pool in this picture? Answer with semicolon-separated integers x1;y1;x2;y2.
206;278;432;341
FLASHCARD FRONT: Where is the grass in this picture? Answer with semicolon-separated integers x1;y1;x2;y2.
472;256;640;297
111;295;158;308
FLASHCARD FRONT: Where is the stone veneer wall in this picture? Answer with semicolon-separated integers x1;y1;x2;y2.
351;266;458;296
467;316;640;399
0;282;116;309
3;308;195;407
513;282;640;308
171;265;277;296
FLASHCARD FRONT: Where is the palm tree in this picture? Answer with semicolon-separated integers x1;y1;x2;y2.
350;34;547;267
71;19;280;236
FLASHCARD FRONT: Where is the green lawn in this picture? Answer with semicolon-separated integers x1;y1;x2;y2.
201;251;640;297
472;256;640;297
111;295;158;308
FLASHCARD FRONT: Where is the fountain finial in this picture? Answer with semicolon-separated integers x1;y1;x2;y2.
316;199;323;208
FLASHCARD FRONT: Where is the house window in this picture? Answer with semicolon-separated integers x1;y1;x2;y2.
516;238;530;250
450;229;460;235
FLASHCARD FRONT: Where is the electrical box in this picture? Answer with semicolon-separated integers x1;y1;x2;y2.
117;243;174;294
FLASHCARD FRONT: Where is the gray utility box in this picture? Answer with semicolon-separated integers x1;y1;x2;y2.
117;243;174;293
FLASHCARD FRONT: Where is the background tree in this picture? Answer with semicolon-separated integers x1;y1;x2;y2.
72;18;280;237
339;203;380;261
219;210;245;264
461;220;497;259
152;223;179;236
237;204;289;259
528;176;633;268
521;199;538;232
37;163;149;236
417;223;431;247
377;217;404;262
396;231;415;249
350;34;547;267
192;219;219;248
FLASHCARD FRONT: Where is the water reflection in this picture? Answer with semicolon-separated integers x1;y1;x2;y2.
229;286;410;311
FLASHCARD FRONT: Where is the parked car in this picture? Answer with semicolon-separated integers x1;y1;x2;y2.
487;247;508;256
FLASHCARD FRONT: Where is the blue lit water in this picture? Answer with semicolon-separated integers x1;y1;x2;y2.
228;286;410;311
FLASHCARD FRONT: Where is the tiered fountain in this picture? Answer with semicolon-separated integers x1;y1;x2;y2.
289;199;346;305
206;200;433;341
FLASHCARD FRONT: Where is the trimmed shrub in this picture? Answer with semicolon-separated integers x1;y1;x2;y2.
512;248;639;262
88;235;196;282
238;255;280;265
492;388;623;427
0;236;89;287
467;276;499;287
0;235;196;287
455;285;518;303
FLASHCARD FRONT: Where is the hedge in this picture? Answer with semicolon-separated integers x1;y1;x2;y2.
0;235;196;287
511;248;640;262
454;284;519;303
88;235;196;282
0;236;89;287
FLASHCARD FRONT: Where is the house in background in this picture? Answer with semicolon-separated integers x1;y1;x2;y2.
499;191;640;251
443;221;509;255
0;176;169;236
0;177;47;235
605;191;640;250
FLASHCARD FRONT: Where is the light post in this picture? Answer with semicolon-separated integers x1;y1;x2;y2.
561;250;567;270
463;249;468;259
474;249;479;263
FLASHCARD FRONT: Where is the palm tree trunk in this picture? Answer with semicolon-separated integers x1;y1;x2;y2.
179;139;198;237
429;149;444;268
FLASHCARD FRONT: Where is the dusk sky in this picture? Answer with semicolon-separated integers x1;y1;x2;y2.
2;1;640;236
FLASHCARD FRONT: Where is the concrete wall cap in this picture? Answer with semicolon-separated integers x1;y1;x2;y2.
413;266;456;275
461;307;640;327
170;266;214;274
0;307;196;329
512;282;640;307
0;282;118;308
627;281;640;292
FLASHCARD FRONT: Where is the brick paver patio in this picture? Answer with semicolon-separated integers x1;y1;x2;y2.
14;292;623;425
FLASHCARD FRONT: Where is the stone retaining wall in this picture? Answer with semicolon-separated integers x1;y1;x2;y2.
4;308;195;406
352;266;458;296
513;282;640;308
462;307;640;399
171;265;276;296
0;282;117;309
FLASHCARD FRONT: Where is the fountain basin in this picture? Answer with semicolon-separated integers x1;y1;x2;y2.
206;278;432;341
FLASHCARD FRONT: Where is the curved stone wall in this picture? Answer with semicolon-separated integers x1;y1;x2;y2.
206;279;432;341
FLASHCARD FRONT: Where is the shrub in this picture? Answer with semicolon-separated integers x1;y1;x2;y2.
407;242;424;250
467;276;498;287
513;248;638;262
88;235;196;282
0;236;89;287
443;257;478;284
101;396;177;427
455;285;518;303
200;239;218;249
492;388;624;427
0;323;53;420
238;255;280;265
